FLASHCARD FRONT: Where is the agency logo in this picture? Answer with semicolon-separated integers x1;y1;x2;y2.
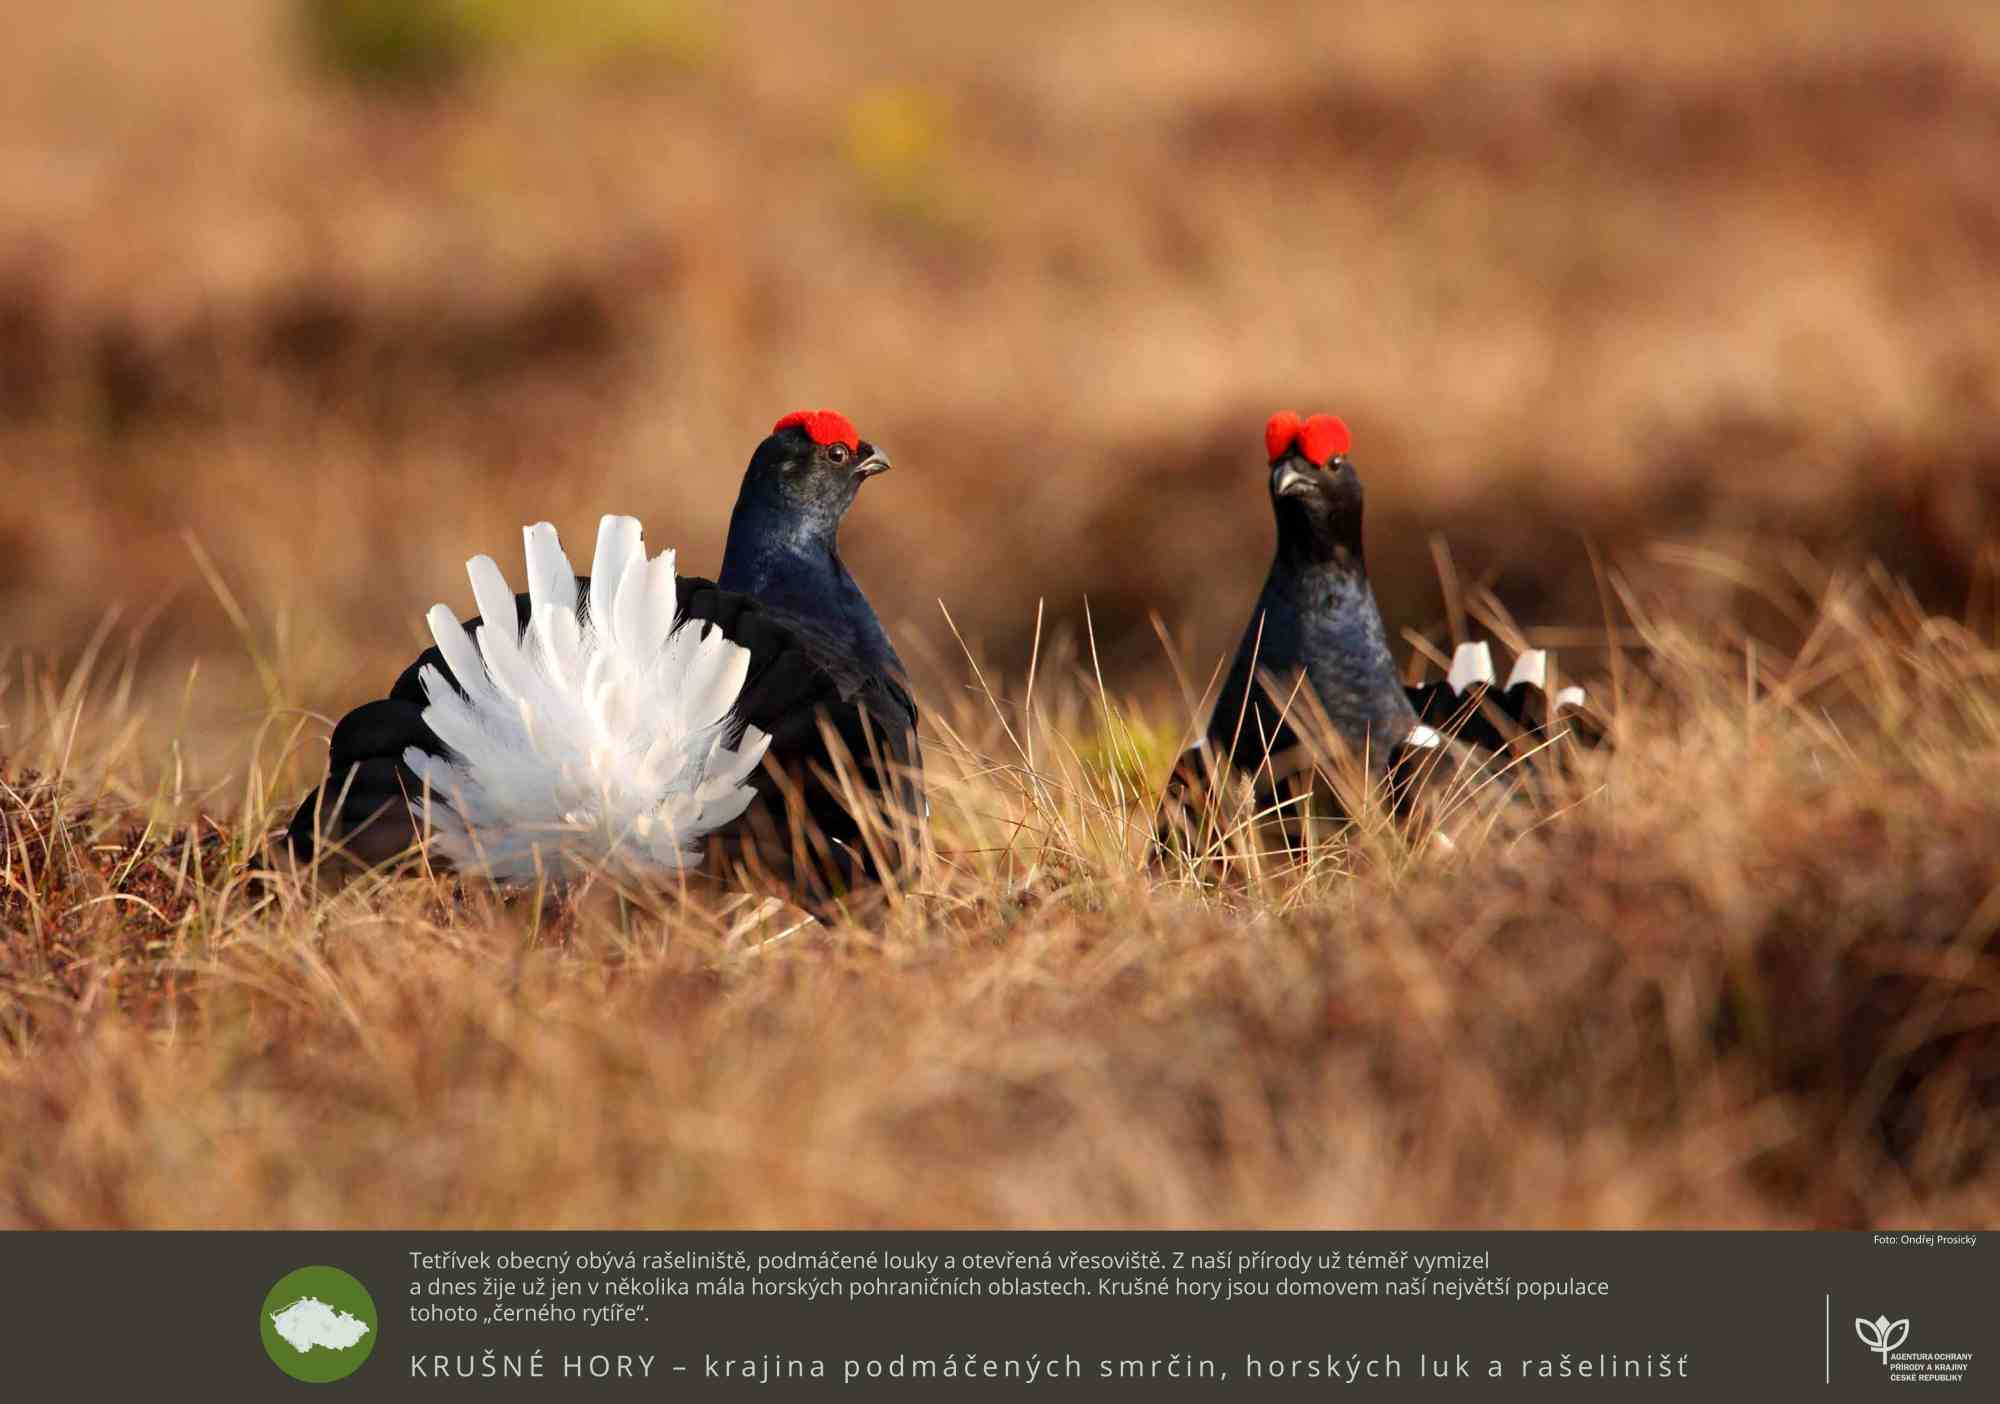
261;1265;379;1383
1855;1315;1911;1367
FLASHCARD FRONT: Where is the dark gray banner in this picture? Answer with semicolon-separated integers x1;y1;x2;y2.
4;1231;1983;1397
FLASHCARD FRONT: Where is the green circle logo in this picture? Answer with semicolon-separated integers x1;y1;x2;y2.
260;1265;378;1383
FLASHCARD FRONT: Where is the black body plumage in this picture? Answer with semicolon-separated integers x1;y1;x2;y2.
1196;436;1419;802
1205;473;1418;773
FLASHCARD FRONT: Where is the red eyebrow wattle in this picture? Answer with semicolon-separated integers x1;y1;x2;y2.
773;409;861;452
1297;414;1351;466
1265;411;1303;462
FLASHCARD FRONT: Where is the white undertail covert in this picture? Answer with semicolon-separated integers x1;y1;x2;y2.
404;516;771;880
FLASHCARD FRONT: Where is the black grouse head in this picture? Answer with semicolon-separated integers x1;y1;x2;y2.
1263;410;1364;566
735;409;891;544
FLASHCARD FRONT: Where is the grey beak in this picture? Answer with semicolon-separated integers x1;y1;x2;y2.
1272;459;1316;497
853;449;892;482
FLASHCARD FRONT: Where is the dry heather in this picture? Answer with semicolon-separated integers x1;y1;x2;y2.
1;562;1996;1228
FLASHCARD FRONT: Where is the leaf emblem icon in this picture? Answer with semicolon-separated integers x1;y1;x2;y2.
1855;1315;1909;1364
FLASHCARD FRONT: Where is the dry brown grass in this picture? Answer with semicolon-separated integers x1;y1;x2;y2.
3;561;1997;1227
2;1;1998;1226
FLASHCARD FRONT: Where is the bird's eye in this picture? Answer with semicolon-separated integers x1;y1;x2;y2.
826;443;850;465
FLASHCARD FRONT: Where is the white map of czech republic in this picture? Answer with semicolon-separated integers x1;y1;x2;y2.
269;1296;372;1354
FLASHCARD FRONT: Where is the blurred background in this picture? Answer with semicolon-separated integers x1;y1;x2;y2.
5;0;1998;775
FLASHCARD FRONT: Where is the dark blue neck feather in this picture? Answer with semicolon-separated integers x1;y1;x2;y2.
717;499;906;683
1210;548;1416;770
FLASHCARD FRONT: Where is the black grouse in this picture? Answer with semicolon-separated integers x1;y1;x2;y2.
283;410;922;907
1159;410;1593;851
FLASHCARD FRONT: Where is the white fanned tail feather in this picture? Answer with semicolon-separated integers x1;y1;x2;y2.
403;515;772;881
